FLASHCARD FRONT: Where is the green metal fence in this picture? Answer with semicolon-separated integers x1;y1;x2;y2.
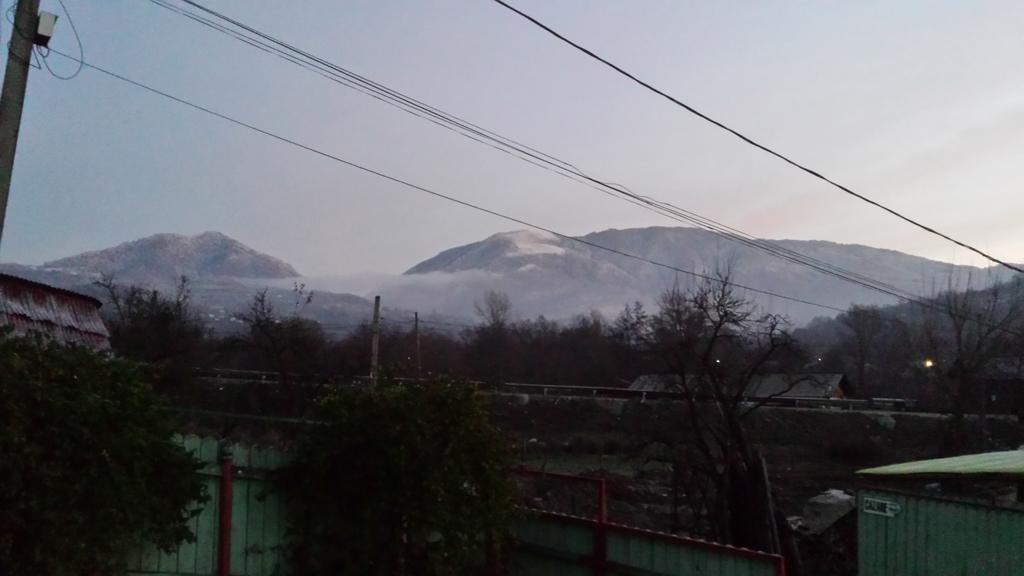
509;512;784;576
858;488;1024;575
125;437;783;576
126;436;287;576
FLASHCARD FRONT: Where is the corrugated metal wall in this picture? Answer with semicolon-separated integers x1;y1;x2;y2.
511;516;594;576
126;436;287;576
125;436;782;576
859;488;1024;575
607;530;778;576
509;513;782;576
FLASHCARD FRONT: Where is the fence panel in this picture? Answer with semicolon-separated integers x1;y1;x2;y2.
509;514;594;576
126;435;287;576
607;528;777;576
509;512;783;576
133;442;782;576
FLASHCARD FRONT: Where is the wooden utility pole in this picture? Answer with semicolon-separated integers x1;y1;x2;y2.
414;311;422;380
0;0;41;248
369;295;381;387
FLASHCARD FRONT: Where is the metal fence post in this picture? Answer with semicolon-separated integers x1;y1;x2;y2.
593;479;608;576
218;442;234;576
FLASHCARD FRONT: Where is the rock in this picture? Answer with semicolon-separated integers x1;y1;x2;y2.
872;414;897;430
795;489;856;536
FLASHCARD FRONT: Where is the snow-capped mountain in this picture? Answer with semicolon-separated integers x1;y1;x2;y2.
3;227;1015;330
400;227;1014;324
42;231;298;288
1;232;373;334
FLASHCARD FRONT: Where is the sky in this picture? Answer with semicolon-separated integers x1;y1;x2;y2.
3;0;1024;276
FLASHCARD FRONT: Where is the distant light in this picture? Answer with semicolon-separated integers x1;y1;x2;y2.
817;357;823;362
924;359;935;369
715;359;721;364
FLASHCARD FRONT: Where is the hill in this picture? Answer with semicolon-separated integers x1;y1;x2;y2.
401;226;1014;324
2;232;373;334
43;231;298;288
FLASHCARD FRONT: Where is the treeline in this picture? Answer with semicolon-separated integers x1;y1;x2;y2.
799;274;1024;418
98;272;1024;418
97;278;812;394
97;279;627;388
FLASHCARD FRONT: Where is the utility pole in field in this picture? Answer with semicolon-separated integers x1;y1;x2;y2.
414;311;422;380
369;295;381;387
0;0;44;248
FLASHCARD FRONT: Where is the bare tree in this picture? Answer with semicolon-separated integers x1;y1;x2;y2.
940;274;1024;449
612;301;649;378
95;274;206;391
474;289;511;329
642;270;803;551
236;286;326;412
469;290;513;386
840;305;883;396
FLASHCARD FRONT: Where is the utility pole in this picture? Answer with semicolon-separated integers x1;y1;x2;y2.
414;311;422;381
369;295;381;387
0;0;41;248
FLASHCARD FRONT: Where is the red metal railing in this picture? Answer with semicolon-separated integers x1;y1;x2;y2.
217;445;234;576
510;467;785;576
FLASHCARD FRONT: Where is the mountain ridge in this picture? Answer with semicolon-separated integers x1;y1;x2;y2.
2;232;376;335
5;227;1018;329
400;226;1016;323
42;231;299;287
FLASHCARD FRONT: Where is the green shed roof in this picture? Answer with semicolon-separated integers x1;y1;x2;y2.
858;450;1024;478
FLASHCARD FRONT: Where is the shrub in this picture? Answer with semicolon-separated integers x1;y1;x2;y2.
0;335;205;576
280;379;513;575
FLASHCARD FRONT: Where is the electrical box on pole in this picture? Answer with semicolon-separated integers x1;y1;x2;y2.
0;0;49;249
35;11;58;47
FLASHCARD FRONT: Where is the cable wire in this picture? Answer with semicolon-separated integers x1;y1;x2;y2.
490;0;1024;276
45;49;1024;337
145;0;936;306
45;48;846;314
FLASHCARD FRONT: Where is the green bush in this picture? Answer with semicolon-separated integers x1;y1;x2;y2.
0;335;205;576
280;379;513;576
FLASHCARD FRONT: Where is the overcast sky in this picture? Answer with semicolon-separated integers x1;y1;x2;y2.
3;0;1023;275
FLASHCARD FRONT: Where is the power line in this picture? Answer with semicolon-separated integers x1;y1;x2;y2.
45;48;845;314
490;0;1024;276
320;318;477;331
144;0;932;305
387;317;477;329
41;49;1024;337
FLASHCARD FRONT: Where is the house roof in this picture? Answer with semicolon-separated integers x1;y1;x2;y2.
858;450;1024;479
629;373;845;399
629;374;683;392
0;273;109;349
746;373;846;399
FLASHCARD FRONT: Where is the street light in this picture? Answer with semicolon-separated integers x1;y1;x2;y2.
923;359;935;369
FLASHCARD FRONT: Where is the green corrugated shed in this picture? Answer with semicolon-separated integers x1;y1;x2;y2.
858;452;1024;574
858;489;1024;575
859;450;1024;478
